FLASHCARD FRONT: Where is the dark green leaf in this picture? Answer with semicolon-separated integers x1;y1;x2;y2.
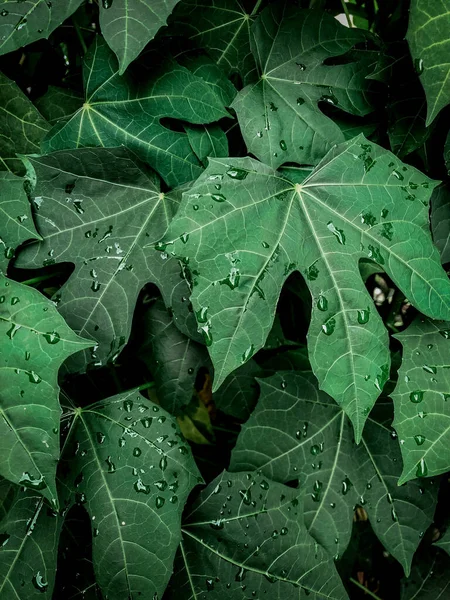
401;549;450;599
431;184;450;264
35;86;83;125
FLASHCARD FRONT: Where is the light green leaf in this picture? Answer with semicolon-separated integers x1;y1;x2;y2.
15;147;185;373
160;135;449;440
0;73;49;175
431;184;450;264
99;0;181;74
171;0;258;83
0;275;92;506
42;37;230;187
185;124;228;166
166;470;349;600
230;372;437;574
139;298;211;414
0;0;83;56
59;390;201;600
407;0;450;126
35;86;83;125
0;172;40;271
393;316;450;485
232;5;379;169
0;478;61;599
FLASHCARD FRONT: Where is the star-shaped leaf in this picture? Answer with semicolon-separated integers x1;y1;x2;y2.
232;5;379;168
393;316;450;484
159;135;450;440
59;390;201;600
230;372;437;574
15;147;188;373
42;36;231;187
0;275;92;506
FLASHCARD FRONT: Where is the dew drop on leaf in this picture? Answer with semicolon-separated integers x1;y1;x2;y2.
410;390;424;403
414;434;426;446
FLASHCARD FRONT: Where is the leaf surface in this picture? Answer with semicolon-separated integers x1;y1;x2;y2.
230;372;437;574
15;147;185;372
0;172;40;270
0;0;83;56
232;5;379;168
0;478;61;599
43;37;230;187
431;184;450;264
35;86;83;125
0;275;92;505
160;135;449;439
166;470;349;599
99;0;181;74
393;317;450;484
407;0;450;125
0;73;49;175
59;390;201;600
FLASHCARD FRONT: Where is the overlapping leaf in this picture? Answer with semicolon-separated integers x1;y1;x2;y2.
230;372;437;574
42;36;231;187
0;478;61;599
160;135;450;439
0;73;49;174
35;86;83;125
436;530;450;556
401;549;450;599
99;0;181;74
431;184;450;264
0;172;40;270
171;0;258;83
166;471;349;599
232;5;379;169
59;390;201;600
393;317;450;484
15;147;187;372
0;275;92;506
0;0;83;56
407;0;450;125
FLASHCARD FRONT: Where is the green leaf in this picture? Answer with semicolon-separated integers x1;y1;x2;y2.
185;124;228;166
0;275;92;506
160;135;449;440
0;172;40;271
213;359;261;420
0;478;61;598
431;184;450;264
166;470;349;600
0;0;83;56
435;530;450;556
230;372;437;574
35;86;83;125
139;298;211;414
43;36;231;187
406;0;450;126
59;390;201;600
232;5;379;168
171;0;258;83
15;147;185;373
0;73;49;175
401;549;450;599
99;0;181;74
393;316;450;484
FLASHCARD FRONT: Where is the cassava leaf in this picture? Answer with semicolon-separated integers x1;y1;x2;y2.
435;530;450;556
185;124;228;166
0;73;49;175
159;135;450;440
232;5;379;169
35;86;83;125
42;36;231;187
213;358;261;420
171;0;258;83
431;184;450;264
99;0;181;74
15;147;186;373
0;172;40;270
230;372;437;574
0;478;61;599
139;298;211;414
393;316;450;484
0;0;84;56
59;390;201;600
0;275;92;506
407;0;450;126
401;549;450;600
166;470;349;600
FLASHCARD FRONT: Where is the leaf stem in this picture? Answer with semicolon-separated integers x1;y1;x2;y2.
250;0;263;16
20;272;63;286
72;16;88;54
340;0;353;27
136;381;156;392
349;578;383;600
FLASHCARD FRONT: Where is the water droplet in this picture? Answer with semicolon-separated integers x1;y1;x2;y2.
133;447;142;457
19;472;46;490
239;489;252;505
235;567;246;582
392;170;404;181
0;533;10;547
296;96;305;105
316;295;328;311
180;232;189;244
310;445;320;456
211;193;226;202
327;222;346;245
279;140;287;151
0;10;8;16
27;371;41;384
220;267;240;290
44;331;60;344
367;245;385;265
91;280;100;292
32;572;48;593
96;432;105;444
414;435;426;446
155;496;165;509
357;307;370;324
269;102;278;111
159;456;168;471
242;344;254;363
4;247;15;260
226;167;248;180
416;458;428;478
105;456;116;473
439;330;450;339
15;17;27;31
260;480;269;490
6;324;21;339
321;317;336;336
410;390;424;404
361;212;377;226
342;477;352;495
414;57;424;75
102;0;113;8
320;92;339;105
422;365;437;374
